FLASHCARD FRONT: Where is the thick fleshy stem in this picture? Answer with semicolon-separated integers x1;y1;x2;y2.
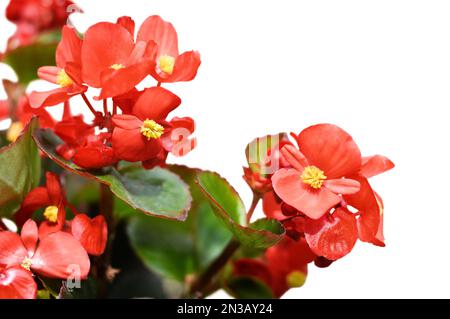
81;93;97;116
189;195;262;298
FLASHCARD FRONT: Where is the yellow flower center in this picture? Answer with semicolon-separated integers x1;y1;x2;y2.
6;121;24;142
301;165;327;189
286;271;306;288
56;69;73;88
110;64;125;70
140;119;164;140
21;257;32;271
43;205;59;223
159;55;175;74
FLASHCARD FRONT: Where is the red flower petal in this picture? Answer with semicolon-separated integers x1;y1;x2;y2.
168;51;201;83
304;207;358;260
137;15;179;57
56;26;82;68
161;117;197;155
361;155;395;178
73;144;117;169
272;168;341;219
112;89;143;115
14;187;50;227
344;175;381;244
45;172;64;205
132;87;181;121
37;66;59;84
296;124;362;179
71;214;108;256
112;114;142;130
82;22;135;87
324;178;360;195
280;144;308;171
38;204;66;239
0;266;37;299
112;126;162;162
0;232;27;267
31;232;90;279
20;220;38;257
262;191;285;220
117;16;135;37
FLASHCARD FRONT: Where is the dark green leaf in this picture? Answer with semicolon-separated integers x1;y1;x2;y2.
0;118;41;218
197;171;284;248
33;129;191;220
126;165;233;283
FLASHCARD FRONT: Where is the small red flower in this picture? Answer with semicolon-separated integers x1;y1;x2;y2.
137;15;201;83
71;215;107;256
272;124;362;220
14;172;66;237
111;86;181;162
29;26;87;108
0;265;37;299
81;19;157;100
0;219;90;282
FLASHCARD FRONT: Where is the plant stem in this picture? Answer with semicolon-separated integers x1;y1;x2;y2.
246;193;261;224
189;240;240;298
103;99;108;116
81;93;97;116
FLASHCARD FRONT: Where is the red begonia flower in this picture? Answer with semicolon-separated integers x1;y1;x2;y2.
233;237;315;298
0;219;90;281
137;15;201;83
14;172;66;233
272;124;362;220
0;265;37;299
71;132;117;169
71;214;107;256
29;26;87;108
111;86;181;162
304;207;358;260
81;21;157;100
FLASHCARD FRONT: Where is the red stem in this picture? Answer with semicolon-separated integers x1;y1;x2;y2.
103;99;108;115
81;93;97;116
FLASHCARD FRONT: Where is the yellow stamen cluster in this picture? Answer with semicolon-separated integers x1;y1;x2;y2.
141;119;164;140
286;271;306;288
43;205;59;223
301;166;327;189
6;122;24;142
159;55;175;74
56;69;73;88
21;257;32;271
110;63;125;70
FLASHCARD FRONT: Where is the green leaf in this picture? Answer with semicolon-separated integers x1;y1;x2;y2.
126;165;233;283
225;277;274;299
2;31;60;85
33;129;191;221
0;118;41;218
197;171;285;248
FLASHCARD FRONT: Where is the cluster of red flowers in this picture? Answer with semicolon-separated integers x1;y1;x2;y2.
238;124;394;297
0;172;106;299
28;14;200;169
0;12;200;299
4;0;76;51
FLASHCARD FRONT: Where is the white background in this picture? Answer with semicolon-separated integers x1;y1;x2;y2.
1;0;449;298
